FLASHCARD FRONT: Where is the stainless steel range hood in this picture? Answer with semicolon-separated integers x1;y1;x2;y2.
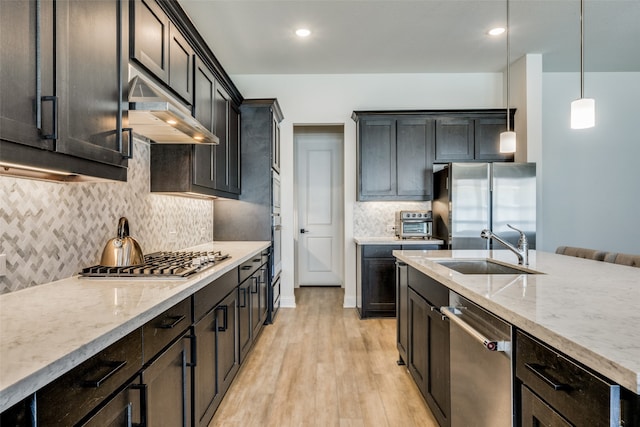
128;75;219;145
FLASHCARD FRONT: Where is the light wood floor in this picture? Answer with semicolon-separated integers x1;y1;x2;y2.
209;287;439;427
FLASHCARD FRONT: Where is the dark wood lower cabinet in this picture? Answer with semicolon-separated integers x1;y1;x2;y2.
520;385;572;427
238;279;252;363
79;380;145;427
141;333;192;427
194;290;239;427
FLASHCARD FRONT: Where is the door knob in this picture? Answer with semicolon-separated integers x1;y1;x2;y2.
300;229;309;234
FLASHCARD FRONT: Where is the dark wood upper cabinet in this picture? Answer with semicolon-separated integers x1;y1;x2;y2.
131;0;170;82
0;0;129;181
355;114;434;201
214;86;231;192
168;23;194;104
358;118;397;199
474;117;515;161
131;0;193;105
434;113;515;163
397;118;435;199
435;118;474;161
0;0;54;151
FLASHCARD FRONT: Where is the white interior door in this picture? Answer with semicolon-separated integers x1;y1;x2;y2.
295;126;343;286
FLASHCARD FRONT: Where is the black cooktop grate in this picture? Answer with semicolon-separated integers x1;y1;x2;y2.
80;251;230;278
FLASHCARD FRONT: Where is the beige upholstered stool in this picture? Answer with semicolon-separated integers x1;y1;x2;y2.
603;252;640;267
555;246;607;261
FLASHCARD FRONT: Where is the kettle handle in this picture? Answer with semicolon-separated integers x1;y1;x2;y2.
117;217;130;239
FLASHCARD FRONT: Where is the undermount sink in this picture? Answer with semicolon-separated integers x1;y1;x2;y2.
435;259;541;275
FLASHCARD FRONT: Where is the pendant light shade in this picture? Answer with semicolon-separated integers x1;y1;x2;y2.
571;98;595;129
500;131;517;153
500;0;516;153
571;0;595;129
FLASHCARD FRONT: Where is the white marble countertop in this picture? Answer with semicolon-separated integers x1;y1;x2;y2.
0;241;270;412
354;236;445;245
393;249;640;395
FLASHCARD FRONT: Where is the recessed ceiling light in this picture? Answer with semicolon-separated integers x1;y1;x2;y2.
488;27;506;36
295;28;311;37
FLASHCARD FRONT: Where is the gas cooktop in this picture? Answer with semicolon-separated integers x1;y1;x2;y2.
80;251;230;278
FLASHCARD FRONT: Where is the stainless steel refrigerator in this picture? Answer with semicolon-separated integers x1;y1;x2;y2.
432;162;536;250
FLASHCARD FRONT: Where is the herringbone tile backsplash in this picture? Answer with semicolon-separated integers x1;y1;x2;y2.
354;201;432;237
0;138;213;294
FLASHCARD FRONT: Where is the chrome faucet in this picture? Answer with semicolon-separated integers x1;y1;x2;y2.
480;224;529;266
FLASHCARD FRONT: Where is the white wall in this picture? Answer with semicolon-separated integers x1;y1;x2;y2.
541;72;640;254
232;73;503;307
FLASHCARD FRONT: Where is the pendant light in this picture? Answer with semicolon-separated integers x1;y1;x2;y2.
499;0;516;153
570;0;595;129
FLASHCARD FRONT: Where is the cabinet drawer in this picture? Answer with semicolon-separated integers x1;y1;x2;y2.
239;253;264;283
407;266;448;307
401;244;441;251
194;268;238;321
37;328;143;426
143;298;191;364
362;245;401;258
516;330;621;426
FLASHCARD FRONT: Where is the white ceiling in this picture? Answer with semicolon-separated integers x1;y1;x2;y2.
178;0;640;75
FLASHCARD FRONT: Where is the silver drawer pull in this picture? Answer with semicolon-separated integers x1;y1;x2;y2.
440;306;510;352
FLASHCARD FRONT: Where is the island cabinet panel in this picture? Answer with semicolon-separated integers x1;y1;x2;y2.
516;330;632;427
396;261;409;365
405;266;450;427
0;0;129;181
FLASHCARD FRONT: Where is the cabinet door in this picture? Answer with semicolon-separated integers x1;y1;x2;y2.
79;380;145;427
216;291;239;396
168;24;193;104
193;58;216;189
141;335;192;427
435;118;474;162
56;0;130;166
0;0;54;150
259;265;269;325
396;118;434;199
228;103;241;194
408;288;429;397
250;274;262;338
362;258;397;317
358;119;396;200
131;0;169;82
474;117;514;161
214;85;230;192
396;262;409;365
194;311;219;427
238;280;252;363
521;385;572;427
194;57;215;133
426;303;450;427
272;113;280;173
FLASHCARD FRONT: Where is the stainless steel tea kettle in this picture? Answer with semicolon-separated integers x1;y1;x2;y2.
100;217;144;267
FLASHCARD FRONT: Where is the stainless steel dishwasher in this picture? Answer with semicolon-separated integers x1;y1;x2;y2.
441;291;513;427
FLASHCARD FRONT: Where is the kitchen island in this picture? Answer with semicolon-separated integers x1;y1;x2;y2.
0;241;270;413
393;249;640;395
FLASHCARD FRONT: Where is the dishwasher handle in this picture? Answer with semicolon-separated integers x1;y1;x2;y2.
440;306;510;352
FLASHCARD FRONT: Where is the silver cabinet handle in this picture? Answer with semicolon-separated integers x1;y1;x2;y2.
440;306;510;352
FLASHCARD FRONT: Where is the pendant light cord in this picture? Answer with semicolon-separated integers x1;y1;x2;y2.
506;0;511;131
580;0;585;99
